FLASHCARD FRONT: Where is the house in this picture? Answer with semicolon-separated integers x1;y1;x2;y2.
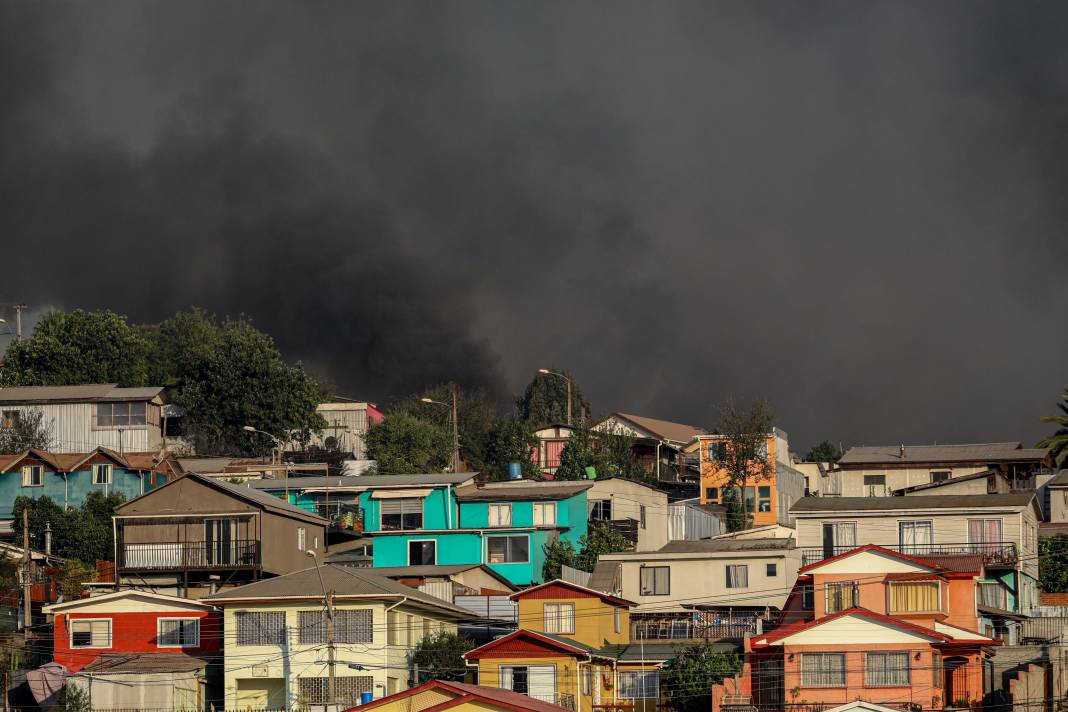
586;477;670;552
791;493;1042;620
698;428;807;528
202;564;477;709
111;472;329;598
464;579;689;712
892;468;1012;496
532;424;576;477
712;544;999;711
344;679;574;712
834;442;1052;496
591;538;800;641
592;412;707;485
304;399;384;460
1040;469;1068;538
42;590;221;710
0;383;168;453
354;564;518;602
0;447;173;541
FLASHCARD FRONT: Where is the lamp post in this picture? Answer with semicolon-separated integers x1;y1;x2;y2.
421;385;459;473
538;369;572;426
306;550;335;708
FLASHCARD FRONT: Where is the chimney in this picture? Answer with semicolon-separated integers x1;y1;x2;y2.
899;444;906;459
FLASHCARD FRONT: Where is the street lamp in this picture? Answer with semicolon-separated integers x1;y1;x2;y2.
306;550;336;707
242;425;285;466
421;386;460;473
538;369;572;426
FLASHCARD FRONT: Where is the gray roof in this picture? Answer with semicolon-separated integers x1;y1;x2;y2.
246;473;476;490
892;469;998;494
654;538;795;554
203;564;477;617
176;457;242;474
359;564;516;588
81;652;210;673
455;480;594;502
587;560;621;594
792;492;1036;513
838;442;1046;465
1046;470;1068;488
0;383;165;404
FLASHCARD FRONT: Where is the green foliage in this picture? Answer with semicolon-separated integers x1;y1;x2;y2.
1039;535;1068;592
711;398;776;531
13;491;124;563
409;631;474;683
596;425;651;482
0;558;17;592
366;412;451;474
555;421;601;481
663;644;742;712
555;421;647;483
1039;388;1068;466
389;382;499;473
542;539;578;580
481;415;539;480
804;440;841;463
574;523;632;572
0;408;55;454
59;561;95;601
1;309;151;387
516;368;590;426
721;486;747;533
54;683;92;712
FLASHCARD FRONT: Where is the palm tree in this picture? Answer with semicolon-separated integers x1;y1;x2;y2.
1039;388;1068;466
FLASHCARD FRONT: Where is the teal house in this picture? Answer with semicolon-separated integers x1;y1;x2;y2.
0;447;170;535
246;474;594;586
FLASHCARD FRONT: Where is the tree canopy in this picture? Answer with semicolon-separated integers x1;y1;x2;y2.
663;644;742;712
554;420;647;482
515;368;590;426
366;412;451;474
0;408;55;454
712;398;776;531
13;492;125;563
1039;388;1068;466
1039;535;1068;592
409;631;474;683
804;439;841;463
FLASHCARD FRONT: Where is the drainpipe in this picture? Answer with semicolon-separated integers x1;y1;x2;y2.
62;473;69;510
446;485;453;529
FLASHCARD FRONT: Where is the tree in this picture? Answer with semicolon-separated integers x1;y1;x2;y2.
596;425;650;482
366;413;451;474
481;415;539;480
58;561;95;601
1039;388;1068;466
542;539;578;580
0;408;55;453
554;420;602;481
555;421;648;483
1039;535;1068;592
409;631;474;683
721;486;746;533
53;684;91;712
516;368;591;426
389;382;499;473
574;523;632;572
711;398;776;531
663;644;742;712
13;491;124;563
804;440;840;463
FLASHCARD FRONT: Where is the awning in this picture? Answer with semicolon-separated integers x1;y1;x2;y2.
372;489;432;499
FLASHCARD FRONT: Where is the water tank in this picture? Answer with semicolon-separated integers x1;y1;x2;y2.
361;691;374;705
585;466;597;480
508;462;523;480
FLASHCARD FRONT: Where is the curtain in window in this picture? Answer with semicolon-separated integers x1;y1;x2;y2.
726;565;748;588
800;653;845;687
968;519;1002;544
640;567;669;595
833;523;856;548
890;582;939;612
544;603;575;634
900;521;933;551
618;671;660;699
825;581;858;613
866;652;910;686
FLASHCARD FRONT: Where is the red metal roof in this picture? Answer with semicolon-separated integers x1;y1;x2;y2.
750;606;953;649
463;629;591;660
798;544;951;574
346;680;572;712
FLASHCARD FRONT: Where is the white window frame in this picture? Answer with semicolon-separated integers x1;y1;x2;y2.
865;651;910;687
70;618;112;649
489;503;513;527
21;465;43;488
157;617;200;648
92;463;112;485
533;502;557;527
486;534;529;564
543;602;576;634
725;564;748;589
801;652;846;687
297;527;306;551
407;538;438;565
617;670;660;699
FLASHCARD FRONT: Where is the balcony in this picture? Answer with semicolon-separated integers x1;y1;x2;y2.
632;610;776;641
315;501;364;533
117;540;260;571
800;541;1017;568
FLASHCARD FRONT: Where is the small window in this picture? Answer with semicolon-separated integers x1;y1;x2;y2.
618;671;659;699
766;563;777;577
582;665;592;696
1;410;19;428
22;465;43;487
640;566;670;596
801;584;814;610
755;441;769;462
825;581;859;614
705;487;719;503
409;540;436;565
726;564;748;589
92;464;112;485
489;503;512;527
543;603;575;634
533;502;557;527
158;618;200;648
801;653;845;687
380;498;424;530
639;505;646;529
863;474;886;486
71;619;111;648
487;535;528;563
706;441;727;462
297;527;306;551
889;581;940;612
931;471;951;483
756;486;772;512
866;651;910;687
589;499;612;521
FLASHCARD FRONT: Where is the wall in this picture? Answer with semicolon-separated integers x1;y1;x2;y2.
70;669;202;710
1;402;163;453
700;434;799;527
515;590;628;649
361;486;454;532
901;476;999;496
0;456;146;516
836;465;990;497
1050;487;1068;524
587;480;668;552
476;655;581;712
259;510;328;575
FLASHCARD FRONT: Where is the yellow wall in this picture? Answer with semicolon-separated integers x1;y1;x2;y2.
516;596;629;648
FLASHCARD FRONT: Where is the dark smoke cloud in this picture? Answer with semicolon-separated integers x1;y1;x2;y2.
0;1;1066;451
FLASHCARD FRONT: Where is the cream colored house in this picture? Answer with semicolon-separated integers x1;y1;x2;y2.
587;477;669;552
203;564;476;709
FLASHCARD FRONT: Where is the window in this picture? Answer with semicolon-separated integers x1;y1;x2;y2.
92;464;112;485
822;521;857;557
533;502;557;527
543;603;575;634
755;441;769;462
380;497;424;530
825;581;858;614
409;540;436;565
640;566;670;595
158;618;199;647
801;653;845;687
863;474;886;495
298;676;374;706
589;499;612;521
757;486;772;512
501;665;556;702
899;520;933;552
640;505;647;529
726;564;748;588
706;440;727;462
766;563;777;577
487;535;528;564
865;651;910;687
235;611;285;645
21;465;43;487
95;402;147;428
931;470;951;483
705;487;719;503
300;609;373;644
489;503;512;527
582;665;592;696
297;527;306;551
614;607;622;634
968;518;1003;544
1;410;19;428
889;581;940;612
618;671;660;699
801;584;814;610
70;619;111;648
932;653;942;687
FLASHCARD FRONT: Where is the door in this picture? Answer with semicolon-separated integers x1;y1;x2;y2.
204;518;237;566
943;656;970;706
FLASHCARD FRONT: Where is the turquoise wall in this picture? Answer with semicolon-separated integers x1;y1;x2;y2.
371;529;558;585
0;466;148;517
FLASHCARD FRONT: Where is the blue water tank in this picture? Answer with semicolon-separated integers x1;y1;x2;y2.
361;691;374;705
507;462;523;480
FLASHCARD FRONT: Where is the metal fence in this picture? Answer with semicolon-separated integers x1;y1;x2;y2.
801;541;1017;567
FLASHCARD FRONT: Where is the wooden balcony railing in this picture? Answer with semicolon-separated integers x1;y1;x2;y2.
800;541;1017;568
118;540;260;570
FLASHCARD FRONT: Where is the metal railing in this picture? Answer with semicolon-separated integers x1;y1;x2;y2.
800;541;1017;567
118;540;260;570
315;501;364;532
632;612;775;641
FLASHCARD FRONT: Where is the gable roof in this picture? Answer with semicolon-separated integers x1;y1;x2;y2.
798;544;949;575
838;442;1045;465
463;628;597;660
511;579;635;607
44;589;216;613
750;607;953;649
351;680;573;712
791;492;1036;513
596;412;707;444
359;564;518;591
0;447;168;474
201;564;475;618
455;481;593;502
0;384;165;404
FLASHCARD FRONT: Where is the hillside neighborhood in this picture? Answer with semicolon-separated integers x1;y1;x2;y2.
0;332;1067;712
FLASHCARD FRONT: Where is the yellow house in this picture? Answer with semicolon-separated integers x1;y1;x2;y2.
464;580;681;712
343;679;574;712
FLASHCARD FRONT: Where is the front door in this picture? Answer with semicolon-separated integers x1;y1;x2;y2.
204;517;237;565
943;656;970;706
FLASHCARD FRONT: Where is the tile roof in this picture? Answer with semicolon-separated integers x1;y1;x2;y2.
81;652;210;673
0;384;164;403
246;472;476;490
601;412;708;443
455;481;593;501
791;492;1036;512
838;442;1046;465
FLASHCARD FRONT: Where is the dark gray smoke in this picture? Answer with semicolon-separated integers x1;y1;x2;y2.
1;2;1066;450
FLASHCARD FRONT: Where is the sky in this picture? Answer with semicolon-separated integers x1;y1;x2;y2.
0;1;1065;452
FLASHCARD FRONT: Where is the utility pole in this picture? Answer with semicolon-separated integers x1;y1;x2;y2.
22;510;31;634
326;589;336;709
14;304;25;342
450;384;460;473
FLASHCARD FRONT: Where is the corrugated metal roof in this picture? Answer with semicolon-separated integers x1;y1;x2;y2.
0;384;164;403
654;538;795;554
246;473;476;490
892;469;997;493
1046;470;1068;487
792;492;1036;512
455;481;593;501
838;442;1044;465
81;652;210;673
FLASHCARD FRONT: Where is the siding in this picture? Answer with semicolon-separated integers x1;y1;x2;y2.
0;463;147;516
1;402;163;453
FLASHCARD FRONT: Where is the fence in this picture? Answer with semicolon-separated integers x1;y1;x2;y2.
801;541;1017;567
118;540;260;569
1020;616;1068;644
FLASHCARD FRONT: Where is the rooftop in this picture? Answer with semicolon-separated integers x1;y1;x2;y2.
792;492;1036;512
838;441;1047;465
246;472;476;490
81;652;210;673
358;680;574;712
892;468;999;494
455;480;594;501
596;412;708;444
0;383;164;404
